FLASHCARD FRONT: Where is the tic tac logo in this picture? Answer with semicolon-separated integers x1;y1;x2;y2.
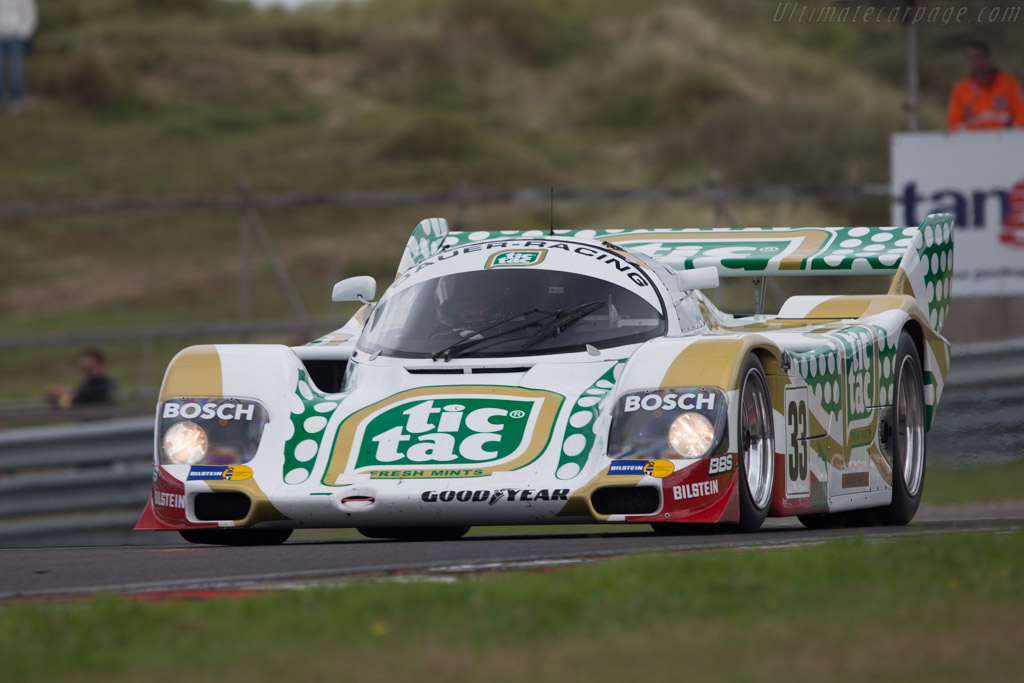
353;392;558;469
163;401;256;421
485;249;547;269
623;391;715;413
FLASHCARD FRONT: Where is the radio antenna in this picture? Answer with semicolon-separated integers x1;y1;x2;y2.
549;186;554;236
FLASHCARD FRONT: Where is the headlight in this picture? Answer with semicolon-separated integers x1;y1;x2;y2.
158;398;269;465
607;388;726;461
162;421;209;464
667;413;714;458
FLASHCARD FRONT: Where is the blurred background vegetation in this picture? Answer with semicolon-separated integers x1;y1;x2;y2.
1;0;1021;406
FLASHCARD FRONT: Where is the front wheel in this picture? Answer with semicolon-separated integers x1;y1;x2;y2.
735;354;775;532
179;528;293;546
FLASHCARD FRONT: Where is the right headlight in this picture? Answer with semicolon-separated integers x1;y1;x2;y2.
667;412;715;458
162;421;208;464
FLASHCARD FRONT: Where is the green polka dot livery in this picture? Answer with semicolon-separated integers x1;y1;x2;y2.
282;369;338;485
555;361;624;480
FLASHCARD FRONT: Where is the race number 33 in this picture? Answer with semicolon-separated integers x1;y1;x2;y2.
784;387;811;497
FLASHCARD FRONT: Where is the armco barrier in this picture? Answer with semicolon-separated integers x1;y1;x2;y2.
0;340;1020;548
0;417;168;548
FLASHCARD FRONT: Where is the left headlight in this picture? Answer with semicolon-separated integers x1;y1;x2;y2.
667;412;715;458
607;388;727;461
158;398;269;466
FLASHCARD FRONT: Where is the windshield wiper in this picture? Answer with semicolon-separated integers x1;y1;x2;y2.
521;301;605;350
432;308;554;362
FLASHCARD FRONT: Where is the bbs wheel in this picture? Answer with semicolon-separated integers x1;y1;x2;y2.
736;354;775;532
178;528;292;546
876;330;926;525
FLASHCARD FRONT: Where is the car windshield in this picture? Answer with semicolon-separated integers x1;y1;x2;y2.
357;268;666;359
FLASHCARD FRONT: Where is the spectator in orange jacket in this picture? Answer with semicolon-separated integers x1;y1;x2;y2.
947;41;1024;131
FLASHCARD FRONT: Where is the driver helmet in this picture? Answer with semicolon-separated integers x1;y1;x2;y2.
438;286;499;328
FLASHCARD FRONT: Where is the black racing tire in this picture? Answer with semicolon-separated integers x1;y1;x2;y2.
735;354;776;533
876;330;927;525
357;526;471;541
178;528;293;546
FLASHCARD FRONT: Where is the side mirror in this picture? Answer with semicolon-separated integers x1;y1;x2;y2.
676;267;719;292
332;276;377;303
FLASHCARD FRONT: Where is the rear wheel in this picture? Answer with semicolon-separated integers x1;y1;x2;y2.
357;526;471;541
736;354;775;532
178;528;292;546
799;330;926;529
877;331;926;525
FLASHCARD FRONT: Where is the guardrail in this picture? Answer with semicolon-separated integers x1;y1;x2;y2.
0;338;1020;548
0;417;163;548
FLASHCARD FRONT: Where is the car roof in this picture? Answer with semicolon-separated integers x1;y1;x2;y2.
390;236;664;308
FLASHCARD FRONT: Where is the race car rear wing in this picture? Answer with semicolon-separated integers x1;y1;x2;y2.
399;213;954;333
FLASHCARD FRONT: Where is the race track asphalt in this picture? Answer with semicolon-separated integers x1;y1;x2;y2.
2;503;1021;600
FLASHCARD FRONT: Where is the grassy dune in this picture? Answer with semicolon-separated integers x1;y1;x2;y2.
2;529;1022;682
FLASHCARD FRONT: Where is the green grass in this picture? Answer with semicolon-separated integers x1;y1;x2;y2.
2;530;1022;682
924;460;1024;506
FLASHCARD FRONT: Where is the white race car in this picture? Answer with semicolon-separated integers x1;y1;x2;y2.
137;214;954;544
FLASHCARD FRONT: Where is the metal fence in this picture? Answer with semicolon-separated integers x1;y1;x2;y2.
0;417;160;548
0;339;1020;549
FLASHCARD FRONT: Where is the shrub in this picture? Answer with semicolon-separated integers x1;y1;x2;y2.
443;0;597;67
352;30;467;109
583;59;737;130
66;51;115;108
380;112;482;159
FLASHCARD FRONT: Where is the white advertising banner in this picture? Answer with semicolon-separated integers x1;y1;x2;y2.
891;130;1024;298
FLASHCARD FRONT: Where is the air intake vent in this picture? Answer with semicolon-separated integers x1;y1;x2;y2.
302;360;347;393
591;487;660;515
194;492;251;521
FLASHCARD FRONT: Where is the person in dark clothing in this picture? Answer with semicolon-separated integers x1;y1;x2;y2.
47;348;117;408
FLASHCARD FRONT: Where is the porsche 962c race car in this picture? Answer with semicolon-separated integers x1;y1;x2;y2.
136;213;954;544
